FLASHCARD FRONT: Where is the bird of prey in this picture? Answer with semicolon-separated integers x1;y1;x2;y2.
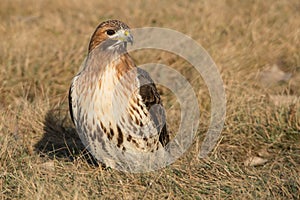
69;20;169;170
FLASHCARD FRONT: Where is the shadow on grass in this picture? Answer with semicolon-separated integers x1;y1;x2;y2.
34;109;98;166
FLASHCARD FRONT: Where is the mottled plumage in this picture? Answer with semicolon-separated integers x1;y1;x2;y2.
69;20;169;169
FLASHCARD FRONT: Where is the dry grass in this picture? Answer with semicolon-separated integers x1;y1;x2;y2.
1;0;300;199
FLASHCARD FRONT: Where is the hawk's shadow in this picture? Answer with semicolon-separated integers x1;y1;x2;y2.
34;109;98;166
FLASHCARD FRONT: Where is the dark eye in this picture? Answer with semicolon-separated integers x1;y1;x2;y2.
106;29;115;35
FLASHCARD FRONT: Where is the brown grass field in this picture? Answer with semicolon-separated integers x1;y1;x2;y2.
1;0;300;199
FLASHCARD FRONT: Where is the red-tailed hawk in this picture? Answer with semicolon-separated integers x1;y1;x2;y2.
69;20;169;169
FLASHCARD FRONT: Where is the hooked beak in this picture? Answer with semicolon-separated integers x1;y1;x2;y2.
116;29;133;45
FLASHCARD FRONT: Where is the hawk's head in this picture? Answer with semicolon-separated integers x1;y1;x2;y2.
88;20;133;53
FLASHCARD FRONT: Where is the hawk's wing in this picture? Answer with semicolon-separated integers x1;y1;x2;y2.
68;83;75;124
69;74;80;126
137;68;169;146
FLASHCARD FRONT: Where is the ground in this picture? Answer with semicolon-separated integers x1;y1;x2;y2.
0;0;299;199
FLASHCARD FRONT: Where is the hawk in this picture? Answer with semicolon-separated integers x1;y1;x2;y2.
69;20;169;170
